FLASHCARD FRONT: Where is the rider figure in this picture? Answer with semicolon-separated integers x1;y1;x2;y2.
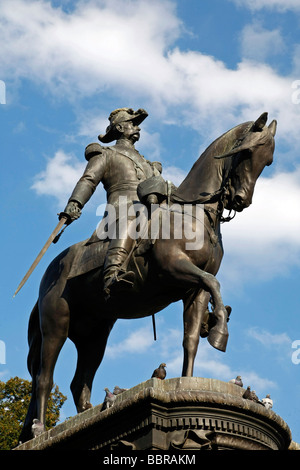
60;108;164;300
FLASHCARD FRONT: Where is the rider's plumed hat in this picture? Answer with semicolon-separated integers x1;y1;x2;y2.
98;108;148;143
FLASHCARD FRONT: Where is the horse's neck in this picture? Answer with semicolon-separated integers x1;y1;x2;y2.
173;152;224;203
173;121;252;204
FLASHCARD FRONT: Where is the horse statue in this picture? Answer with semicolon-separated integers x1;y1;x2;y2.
19;112;277;442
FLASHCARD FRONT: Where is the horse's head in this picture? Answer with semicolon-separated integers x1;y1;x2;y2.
216;112;277;212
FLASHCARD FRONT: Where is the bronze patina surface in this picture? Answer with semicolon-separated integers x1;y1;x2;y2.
18;110;277;443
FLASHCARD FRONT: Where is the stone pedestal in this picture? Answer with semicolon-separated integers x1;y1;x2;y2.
15;378;293;451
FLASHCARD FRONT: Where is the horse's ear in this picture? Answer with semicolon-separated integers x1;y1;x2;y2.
253;112;268;131
268;119;277;136
214;113;274;160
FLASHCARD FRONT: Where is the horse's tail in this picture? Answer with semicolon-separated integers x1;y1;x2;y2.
27;301;41;378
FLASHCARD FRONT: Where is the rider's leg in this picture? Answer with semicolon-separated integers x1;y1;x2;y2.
103;236;135;299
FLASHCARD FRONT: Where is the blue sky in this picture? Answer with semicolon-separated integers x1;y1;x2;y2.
1;0;300;445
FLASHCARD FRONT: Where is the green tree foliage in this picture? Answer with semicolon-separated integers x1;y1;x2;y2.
0;376;67;450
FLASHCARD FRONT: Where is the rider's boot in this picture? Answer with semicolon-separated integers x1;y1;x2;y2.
103;245;135;301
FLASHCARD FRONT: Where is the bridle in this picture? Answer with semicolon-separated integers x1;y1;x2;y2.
203;152;238;228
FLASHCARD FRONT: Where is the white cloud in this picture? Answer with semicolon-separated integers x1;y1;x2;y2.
240;23;286;62
106;324;154;358
77;113;109;141
31;150;85;206
0;0;181;100
247;327;291;347
1;0;300;151
162;166;187;186
239;371;276;393
167;49;299;144
220;166;300;284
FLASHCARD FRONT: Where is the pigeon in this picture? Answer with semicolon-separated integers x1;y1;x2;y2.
113;385;128;395
242;386;252;399
249;390;263;404
243;387;263;405
32;419;44;438
102;387;117;410
261;394;273;410
250;389;259;402
151;363;167;380
229;375;243;387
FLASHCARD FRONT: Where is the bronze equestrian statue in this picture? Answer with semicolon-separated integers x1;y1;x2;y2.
19;110;277;442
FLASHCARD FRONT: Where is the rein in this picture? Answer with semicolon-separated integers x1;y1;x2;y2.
171;153;236;222
203;161;236;225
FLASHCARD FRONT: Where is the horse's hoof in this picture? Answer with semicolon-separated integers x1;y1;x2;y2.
207;327;228;352
32;419;45;438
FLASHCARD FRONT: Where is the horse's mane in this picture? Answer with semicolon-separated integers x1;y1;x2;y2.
172;121;253;204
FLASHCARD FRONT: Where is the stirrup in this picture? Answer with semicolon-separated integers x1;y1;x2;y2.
116;270;135;285
103;271;135;301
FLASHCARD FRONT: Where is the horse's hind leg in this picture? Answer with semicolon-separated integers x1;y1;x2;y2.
182;289;210;377
34;297;69;436
71;319;116;413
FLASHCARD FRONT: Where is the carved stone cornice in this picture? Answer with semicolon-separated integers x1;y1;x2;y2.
15;377;293;451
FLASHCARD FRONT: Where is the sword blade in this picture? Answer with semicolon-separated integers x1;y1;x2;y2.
13;217;68;297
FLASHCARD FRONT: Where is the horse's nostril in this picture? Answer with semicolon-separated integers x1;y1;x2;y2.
235;195;243;205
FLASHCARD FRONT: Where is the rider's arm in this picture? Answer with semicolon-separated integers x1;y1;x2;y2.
60;144;107;222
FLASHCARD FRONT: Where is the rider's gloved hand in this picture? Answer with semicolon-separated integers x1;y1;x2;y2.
59;201;82;225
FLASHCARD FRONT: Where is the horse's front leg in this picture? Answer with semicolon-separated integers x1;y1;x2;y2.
182;290;210;377
164;255;229;352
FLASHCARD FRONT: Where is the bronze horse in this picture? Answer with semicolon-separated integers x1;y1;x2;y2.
19;113;277;442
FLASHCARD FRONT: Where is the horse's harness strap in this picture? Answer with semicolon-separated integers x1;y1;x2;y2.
203;208;219;246
171;186;224;205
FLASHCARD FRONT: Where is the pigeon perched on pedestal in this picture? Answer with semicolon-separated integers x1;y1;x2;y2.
249;390;260;403
32;419;44;438
242;386;263;404
151;363;167;380
242;386;252;399
229;375;243;387
113;385;128;395
102;387;116;410
261;394;273;410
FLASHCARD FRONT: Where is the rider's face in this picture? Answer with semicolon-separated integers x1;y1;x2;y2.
119;121;140;143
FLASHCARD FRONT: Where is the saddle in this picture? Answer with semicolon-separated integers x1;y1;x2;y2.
67;229;153;280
